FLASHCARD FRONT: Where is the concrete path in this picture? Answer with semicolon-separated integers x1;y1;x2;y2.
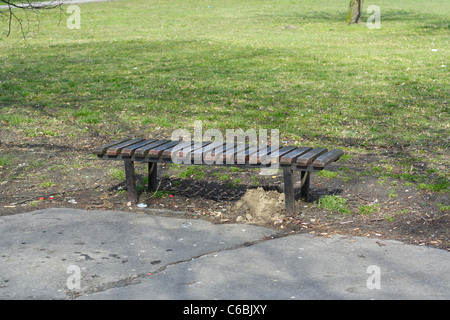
0;208;448;300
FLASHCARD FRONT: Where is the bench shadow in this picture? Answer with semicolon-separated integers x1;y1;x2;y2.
121;173;342;205
306;187;343;203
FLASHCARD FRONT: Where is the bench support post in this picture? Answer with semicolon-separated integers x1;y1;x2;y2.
148;162;158;191
283;167;295;216
300;171;310;202
124;159;138;203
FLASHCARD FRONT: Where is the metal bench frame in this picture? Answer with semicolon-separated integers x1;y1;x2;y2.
93;138;344;215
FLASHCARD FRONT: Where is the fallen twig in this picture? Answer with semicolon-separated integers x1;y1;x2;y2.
351;192;373;203
9;196;35;205
143;180;163;200
7;187;86;206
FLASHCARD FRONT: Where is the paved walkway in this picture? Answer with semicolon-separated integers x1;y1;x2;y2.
0;208;448;300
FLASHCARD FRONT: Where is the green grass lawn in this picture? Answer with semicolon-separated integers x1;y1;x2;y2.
1;0;448;153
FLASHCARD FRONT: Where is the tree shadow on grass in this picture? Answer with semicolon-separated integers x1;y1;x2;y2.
262;8;448;27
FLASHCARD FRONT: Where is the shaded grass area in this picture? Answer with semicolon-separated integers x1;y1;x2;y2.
0;0;448;173
2;38;448;147
0;1;447;251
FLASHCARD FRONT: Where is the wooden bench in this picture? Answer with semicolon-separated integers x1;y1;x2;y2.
93;138;344;215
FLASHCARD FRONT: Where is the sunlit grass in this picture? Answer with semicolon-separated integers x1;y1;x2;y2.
0;0;448;153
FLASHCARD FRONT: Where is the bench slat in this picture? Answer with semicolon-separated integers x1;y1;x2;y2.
223;143;249;164
279;147;312;165
161;141;195;159
203;142;228;163
134;139;171;157
207;142;250;163
236;144;258;164
296;147;328;166
120;139;157;156
260;145;297;164
250;145;273;164
312;149;344;168
212;142;249;164
195;141;224;155
92;138;132;155
203;142;229;163
106;138;146;156
147;140;183;158
173;141;211;159
192;141;225;162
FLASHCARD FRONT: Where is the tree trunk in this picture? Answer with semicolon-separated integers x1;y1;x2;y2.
346;0;364;24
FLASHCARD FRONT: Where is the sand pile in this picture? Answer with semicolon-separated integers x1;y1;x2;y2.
233;187;286;224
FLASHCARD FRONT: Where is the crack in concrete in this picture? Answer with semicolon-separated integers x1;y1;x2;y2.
68;233;285;299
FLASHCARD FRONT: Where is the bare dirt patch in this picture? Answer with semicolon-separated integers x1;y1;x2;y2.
0;130;448;250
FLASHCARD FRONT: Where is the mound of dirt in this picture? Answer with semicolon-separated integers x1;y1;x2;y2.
233;187;286;224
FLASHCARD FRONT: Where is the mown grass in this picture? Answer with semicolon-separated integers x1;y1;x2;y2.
0;0;448;153
316;195;352;215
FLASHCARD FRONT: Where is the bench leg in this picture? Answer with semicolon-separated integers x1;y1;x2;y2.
148;162;158;192
124;159;138;204
283;167;295;216
300;171;310;202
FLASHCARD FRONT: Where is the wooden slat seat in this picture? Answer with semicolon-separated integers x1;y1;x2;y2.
173;141;211;161
296;148;328;167
235;144;258;164
260;145;298;165
249;145;273;164
313;149;345;168
161;141;194;160
147;140;181;158
93;138;344;215
120;139;157;156
106;138;146;156
203;142;228;163
223;143;249;164
134;139;171;157
92;138;132;155
279;147;312;165
192;141;225;163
